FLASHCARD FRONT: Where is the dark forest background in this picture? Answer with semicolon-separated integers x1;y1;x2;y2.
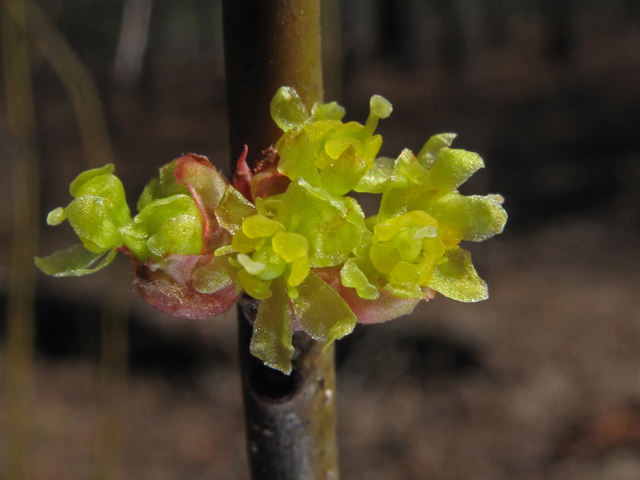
1;1;640;479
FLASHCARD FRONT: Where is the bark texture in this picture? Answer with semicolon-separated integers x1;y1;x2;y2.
223;1;339;478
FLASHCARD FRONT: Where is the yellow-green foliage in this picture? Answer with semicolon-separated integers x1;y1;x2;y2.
36;87;507;374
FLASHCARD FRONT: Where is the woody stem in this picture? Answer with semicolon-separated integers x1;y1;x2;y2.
222;1;340;479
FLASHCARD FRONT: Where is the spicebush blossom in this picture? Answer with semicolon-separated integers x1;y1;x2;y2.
36;86;507;374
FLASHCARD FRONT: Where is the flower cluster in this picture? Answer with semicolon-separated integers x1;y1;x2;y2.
36;87;507;374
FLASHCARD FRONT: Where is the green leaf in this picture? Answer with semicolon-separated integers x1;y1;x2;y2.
340;258;379;300
431;192;507;242
214;186;256;233
252;247;287;280
389;261;420;284
303;119;343;144
135;194;195;229
354;157;394;193
362;134;383;161
137;159;190;211
429;247;488;302
391;149;429;186
231;228;261;254
120;228;150;262
192;255;237;294
135;194;203;259
378;149;436;221
428;148;484;194
45;165;134;262
277;179;366;267
273;88;390;195
73;173;131;226
271;86;310;132
276;129;321;185
118;220;149;262
242;214;285;238
373;210;438;242
272;232;309;262
417;133;456;167
237;253;266;275
369;242;401;274
317;144;369;196
292;271;357;346
35;244;117;277
137;182;155;212
250;278;295;374
173;154;228;225
311;101;345;121
287;257;311;287
238;269;272;299
69;164;115;197
148;215;203;258
383;282;424;299
65;196;125;253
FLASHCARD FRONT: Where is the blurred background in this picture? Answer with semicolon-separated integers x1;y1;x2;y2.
2;0;640;479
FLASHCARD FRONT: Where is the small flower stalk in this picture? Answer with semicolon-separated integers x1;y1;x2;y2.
36;87;507;374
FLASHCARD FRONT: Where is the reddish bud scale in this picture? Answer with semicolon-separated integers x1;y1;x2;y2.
133;255;241;320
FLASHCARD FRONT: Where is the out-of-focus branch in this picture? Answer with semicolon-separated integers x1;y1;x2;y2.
1;0;39;478
114;0;152;88
22;5;125;479
91;280;129;480
26;1;115;168
322;0;343;102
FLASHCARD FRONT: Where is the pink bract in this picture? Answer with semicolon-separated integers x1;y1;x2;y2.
232;146;253;201
313;268;434;324
250;148;291;200
173;153;230;253
133;255;241;320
